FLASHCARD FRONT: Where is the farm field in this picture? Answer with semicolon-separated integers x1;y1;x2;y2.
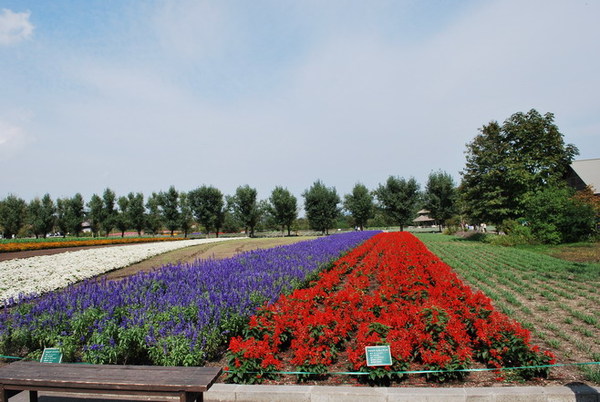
0;231;376;367
418;233;600;385
0;237;240;303
225;232;555;386
1;231;598;387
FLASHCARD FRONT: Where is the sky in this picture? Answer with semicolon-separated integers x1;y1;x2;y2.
1;0;599;204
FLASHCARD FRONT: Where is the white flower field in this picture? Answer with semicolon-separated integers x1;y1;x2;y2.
0;238;236;303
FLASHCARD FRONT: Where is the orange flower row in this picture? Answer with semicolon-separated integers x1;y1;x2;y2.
0;237;185;253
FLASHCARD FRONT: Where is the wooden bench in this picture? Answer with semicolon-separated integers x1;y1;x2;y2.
0;360;221;402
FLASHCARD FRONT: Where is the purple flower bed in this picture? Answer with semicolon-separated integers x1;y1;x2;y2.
0;231;378;366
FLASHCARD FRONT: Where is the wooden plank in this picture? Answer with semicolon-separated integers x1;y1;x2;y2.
0;361;221;393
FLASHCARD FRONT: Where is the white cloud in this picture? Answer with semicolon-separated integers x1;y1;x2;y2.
0;9;34;46
0;118;33;159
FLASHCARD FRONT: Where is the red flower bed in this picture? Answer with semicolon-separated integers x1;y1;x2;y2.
226;232;555;385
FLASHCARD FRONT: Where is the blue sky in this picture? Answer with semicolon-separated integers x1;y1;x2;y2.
1;0;599;203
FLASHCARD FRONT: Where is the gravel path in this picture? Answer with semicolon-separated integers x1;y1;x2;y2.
0;238;237;304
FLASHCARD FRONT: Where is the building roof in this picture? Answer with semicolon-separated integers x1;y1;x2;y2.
413;215;434;223
570;158;600;194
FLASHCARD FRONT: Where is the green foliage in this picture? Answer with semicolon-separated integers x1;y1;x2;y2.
486;220;536;246
144;192;163;235
523;185;596;244
178;192;194;237
188;186;225;237
424;171;457;229
101;188;117;236
356;361;410;386
267;186;298;236
460;109;578;227
158;186;181;236
343;183;375;231
374;176;420;230
303;180;341;235
86;194;104;237
127;192;146;236
0;194;28;239
228;185;262;237
115;195;130;237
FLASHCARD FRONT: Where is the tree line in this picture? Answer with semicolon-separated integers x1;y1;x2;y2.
1;109;598;243
0;173;455;240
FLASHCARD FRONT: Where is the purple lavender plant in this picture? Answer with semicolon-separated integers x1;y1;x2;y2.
0;231;378;366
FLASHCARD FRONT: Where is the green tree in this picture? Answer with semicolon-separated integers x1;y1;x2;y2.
66;193;85;236
28;199;46;238
56;198;69;237
179;192;193;238
303;180;341;235
460;109;579;226
101;188;117;236
0;195;28;239
127;192;146;236
28;194;55;238
343;183;374;231
86;194;104;237
188;186;225;237
423;171;457;231
267;186;298;236
374;176;420;231
159;186;180;236
145;192;163;236
115;196;130;237
523;185;596;244
229;185;261;237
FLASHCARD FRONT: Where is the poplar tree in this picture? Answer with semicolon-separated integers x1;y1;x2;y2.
268;186;298;236
229;185;261;237
343;183;374;231
374;176;420;231
303;180;340;235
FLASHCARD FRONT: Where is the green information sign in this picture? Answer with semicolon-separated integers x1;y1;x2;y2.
40;348;62;363
365;345;392;367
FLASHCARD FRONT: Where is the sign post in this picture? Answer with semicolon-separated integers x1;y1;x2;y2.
365;345;392;367
40;348;62;364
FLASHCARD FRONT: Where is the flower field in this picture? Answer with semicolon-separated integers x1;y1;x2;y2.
226;232;554;385
0;231;376;366
0;238;236;303
0;236;189;253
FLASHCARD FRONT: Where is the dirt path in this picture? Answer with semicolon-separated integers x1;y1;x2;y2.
99;236;314;281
